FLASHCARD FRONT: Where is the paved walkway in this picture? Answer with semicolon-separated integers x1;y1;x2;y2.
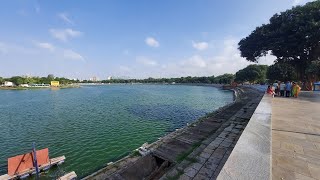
160;88;263;180
272;92;320;180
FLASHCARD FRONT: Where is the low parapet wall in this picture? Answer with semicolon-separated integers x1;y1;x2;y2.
217;94;272;180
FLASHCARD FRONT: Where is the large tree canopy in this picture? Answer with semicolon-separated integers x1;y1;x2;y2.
267;63;297;82
235;64;268;83
213;74;235;84
239;1;320;79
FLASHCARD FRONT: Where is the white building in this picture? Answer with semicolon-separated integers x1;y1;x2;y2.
20;84;29;87
90;76;98;82
107;76;112;80
4;81;14;87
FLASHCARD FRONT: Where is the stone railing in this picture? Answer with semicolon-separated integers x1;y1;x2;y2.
217;94;272;180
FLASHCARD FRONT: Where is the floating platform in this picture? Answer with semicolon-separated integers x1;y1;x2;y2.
57;171;77;180
0;156;66;180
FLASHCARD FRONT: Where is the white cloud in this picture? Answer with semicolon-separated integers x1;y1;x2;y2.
257;51;276;65
63;49;85;61
49;28;82;42
145;37;160;47
114;37;276;78
292;0;312;6
58;13;74;25
34;42;55;52
192;41;209;51
293;0;302;5
158;37;276;77
136;56;158;66
181;55;207;68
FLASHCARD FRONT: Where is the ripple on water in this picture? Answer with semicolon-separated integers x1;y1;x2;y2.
0;85;233;177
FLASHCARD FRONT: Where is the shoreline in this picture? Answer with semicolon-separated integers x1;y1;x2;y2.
82;86;243;179
0;85;80;90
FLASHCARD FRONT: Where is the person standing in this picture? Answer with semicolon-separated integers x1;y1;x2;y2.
292;82;301;98
280;81;285;97
285;81;292;97
273;81;279;96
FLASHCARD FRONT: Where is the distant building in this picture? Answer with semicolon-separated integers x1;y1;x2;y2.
4;81;14;87
91;77;97;82
50;81;60;87
107;76;112;80
30;84;50;87
20;84;29;87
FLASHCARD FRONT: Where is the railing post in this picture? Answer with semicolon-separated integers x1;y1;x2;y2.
32;142;40;180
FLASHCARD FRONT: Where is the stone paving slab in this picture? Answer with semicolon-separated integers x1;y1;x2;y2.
272;93;320;180
161;87;263;180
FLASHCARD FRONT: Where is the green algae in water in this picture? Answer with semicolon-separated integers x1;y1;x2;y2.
0;85;233;178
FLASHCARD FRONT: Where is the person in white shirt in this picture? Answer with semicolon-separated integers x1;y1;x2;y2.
273;81;279;96
279;81;286;97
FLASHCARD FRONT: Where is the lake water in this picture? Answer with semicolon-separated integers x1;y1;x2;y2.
0;84;233;178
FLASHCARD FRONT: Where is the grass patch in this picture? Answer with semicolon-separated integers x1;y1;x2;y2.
176;142;202;163
129;150;141;157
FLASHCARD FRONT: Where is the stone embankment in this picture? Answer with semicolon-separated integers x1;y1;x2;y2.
83;86;264;180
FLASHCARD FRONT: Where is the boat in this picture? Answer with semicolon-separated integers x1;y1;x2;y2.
0;144;66;180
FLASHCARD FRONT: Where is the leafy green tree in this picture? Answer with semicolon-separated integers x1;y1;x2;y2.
235;64;268;83
267;63;297;82
47;74;54;80
25;77;36;84
306;60;320;79
238;1;320;80
0;77;4;84
214;74;235;84
9;76;25;85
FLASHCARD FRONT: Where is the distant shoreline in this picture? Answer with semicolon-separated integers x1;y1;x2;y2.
0;84;80;90
0;83;227;91
78;82;225;87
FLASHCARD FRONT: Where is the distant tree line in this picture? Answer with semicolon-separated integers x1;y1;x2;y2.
0;75;79;86
2;62;303;86
0;74;236;86
235;64;268;84
101;74;235;84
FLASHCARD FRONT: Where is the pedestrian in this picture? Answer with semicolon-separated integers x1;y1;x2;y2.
292;82;301;98
267;85;275;98
280;81;285;97
285;81;292;97
273;81;279;96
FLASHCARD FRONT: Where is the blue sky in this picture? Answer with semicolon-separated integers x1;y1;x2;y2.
0;0;313;79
